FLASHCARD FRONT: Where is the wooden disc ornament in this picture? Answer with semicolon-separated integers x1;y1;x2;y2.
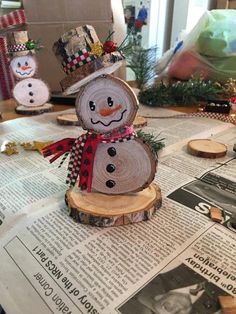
187;139;227;158
57;114;80;126
133;115;147;128
15;103;53;115
66;183;162;227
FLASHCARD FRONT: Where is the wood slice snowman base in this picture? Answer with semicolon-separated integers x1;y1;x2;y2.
65;183;162;227
57;113;80;126
15;103;54;115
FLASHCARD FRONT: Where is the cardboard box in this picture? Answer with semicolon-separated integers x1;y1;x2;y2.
22;0;125;93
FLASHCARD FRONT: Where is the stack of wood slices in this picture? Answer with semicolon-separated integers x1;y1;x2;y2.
8;31;53;114
44;25;162;227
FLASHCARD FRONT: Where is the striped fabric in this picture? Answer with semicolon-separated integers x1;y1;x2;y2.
0;9;26;30
155;112;236;125
0;37;14;99
62;48;97;74
7;43;27;53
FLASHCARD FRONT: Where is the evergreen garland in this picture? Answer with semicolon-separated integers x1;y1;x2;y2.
136;130;165;157
139;77;224;107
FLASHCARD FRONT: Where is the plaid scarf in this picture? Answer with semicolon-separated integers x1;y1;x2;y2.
43;126;135;192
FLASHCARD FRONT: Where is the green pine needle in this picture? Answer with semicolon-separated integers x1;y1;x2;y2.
136;130;165;157
139;76;224;107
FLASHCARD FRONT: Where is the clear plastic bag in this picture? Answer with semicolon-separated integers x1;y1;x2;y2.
165;10;236;82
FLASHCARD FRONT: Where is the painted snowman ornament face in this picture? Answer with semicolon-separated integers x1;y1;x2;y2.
10;55;37;79
76;76;138;133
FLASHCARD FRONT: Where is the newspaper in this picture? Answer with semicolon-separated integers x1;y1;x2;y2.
0;107;235;314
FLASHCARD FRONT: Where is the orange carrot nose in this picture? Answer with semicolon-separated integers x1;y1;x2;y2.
21;65;32;70
99;104;122;117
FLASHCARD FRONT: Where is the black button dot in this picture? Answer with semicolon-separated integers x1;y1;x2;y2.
86;146;93;154
28;83;32;87
84;159;90;165
107;147;116;157
82;170;89;177
81;183;87;190
29;91;33;96
30;99;34;103
106;164;115;173
106;180;116;188
91;133;97;139
56;145;64;151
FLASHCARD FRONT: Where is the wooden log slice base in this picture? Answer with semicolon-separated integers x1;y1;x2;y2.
65;183;162;227
15;103;54;115
133;115;147;128
57;113;80;126
187;139;227;158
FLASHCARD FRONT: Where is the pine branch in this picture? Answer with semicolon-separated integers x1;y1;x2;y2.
139;77;224;107
136;130;165;157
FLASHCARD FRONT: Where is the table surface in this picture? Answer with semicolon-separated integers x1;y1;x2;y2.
0;98;207;122
0;98;235;122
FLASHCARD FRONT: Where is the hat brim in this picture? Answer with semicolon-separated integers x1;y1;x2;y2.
60;52;124;95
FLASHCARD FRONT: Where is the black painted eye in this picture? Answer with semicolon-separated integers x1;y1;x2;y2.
25;61;28;66
89;101;95;111
17;62;21;67
107;97;113;107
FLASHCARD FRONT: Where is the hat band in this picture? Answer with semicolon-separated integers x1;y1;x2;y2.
8;43;28;53
62;48;97;74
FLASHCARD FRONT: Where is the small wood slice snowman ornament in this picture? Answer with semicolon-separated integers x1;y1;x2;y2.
76;75;156;194
7;31;53;114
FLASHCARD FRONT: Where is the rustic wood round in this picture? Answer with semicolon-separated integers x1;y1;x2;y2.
15;103;53;115
65;183;162;227
133;115;147;128
187;139;227;158
57;113;80;126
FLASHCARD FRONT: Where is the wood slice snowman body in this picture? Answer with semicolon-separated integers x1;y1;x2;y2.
76;75;156;194
8;31;53;114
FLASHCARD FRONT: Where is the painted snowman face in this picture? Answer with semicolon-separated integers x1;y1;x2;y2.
10;55;37;79
76;76;138;133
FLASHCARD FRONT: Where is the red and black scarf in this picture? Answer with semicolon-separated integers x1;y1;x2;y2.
42;126;135;192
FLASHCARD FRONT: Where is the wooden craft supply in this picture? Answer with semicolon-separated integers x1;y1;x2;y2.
66;183;162;227
209;206;223;223
219;296;236;314
133;115;147;128
15;103;53;115
57;114;80;126
187;139;227;158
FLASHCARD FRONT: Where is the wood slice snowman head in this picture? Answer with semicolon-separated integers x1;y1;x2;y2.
10;54;37;79
76;75;138;133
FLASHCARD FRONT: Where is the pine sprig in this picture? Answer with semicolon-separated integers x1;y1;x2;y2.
139;77;223;107
136;130;165;157
125;46;158;90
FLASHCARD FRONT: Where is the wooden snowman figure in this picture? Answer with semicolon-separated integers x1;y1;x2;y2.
7;31;53;114
43;25;162;227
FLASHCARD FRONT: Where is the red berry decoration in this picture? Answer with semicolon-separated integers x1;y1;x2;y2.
103;40;117;53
